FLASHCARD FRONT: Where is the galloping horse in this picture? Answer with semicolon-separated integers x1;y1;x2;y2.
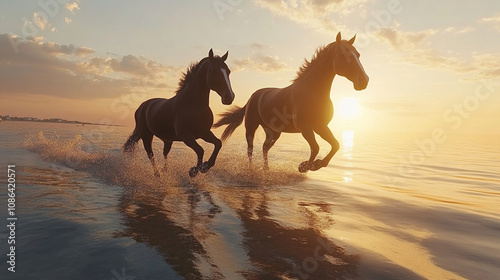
123;49;235;177
214;33;368;172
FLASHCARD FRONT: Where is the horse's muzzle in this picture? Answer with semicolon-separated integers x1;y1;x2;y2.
221;92;235;105
354;75;369;91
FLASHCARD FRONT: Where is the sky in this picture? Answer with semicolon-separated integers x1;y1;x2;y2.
0;0;499;135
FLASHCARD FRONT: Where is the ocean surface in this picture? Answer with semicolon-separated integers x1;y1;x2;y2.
0;121;499;280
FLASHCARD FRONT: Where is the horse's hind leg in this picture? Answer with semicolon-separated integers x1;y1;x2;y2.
262;127;281;170
142;133;160;177
246;130;255;165
245;118;259;166
162;140;173;171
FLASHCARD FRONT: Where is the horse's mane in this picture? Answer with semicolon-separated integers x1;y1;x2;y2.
175;57;210;95
293;42;336;82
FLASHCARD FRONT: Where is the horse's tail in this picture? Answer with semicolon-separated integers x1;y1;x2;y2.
213;105;246;141
123;129;141;153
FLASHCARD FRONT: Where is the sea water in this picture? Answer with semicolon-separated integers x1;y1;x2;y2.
0;121;499;280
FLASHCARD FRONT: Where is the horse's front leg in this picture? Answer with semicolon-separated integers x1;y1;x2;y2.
313;126;340;170
199;131;222;173
299;128;320;173
181;134;204;177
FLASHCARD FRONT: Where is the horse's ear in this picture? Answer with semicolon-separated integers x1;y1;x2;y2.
348;34;356;45
209;49;214;59
336;32;342;43
221;51;228;61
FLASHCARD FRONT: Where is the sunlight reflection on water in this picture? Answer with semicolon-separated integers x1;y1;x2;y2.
1;121;499;280
342;130;354;149
342;130;355;183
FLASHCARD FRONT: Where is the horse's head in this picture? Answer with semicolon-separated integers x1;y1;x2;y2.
206;49;235;105
331;32;369;91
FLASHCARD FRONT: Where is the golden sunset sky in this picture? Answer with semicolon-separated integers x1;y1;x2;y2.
1;0;499;135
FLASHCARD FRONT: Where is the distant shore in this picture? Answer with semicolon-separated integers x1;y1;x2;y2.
0;116;124;127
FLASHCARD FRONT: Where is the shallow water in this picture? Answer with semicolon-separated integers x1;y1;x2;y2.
0;121;499;280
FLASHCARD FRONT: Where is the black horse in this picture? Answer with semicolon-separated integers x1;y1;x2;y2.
123;49;235;177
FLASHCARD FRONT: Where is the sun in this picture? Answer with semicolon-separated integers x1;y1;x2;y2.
336;97;360;119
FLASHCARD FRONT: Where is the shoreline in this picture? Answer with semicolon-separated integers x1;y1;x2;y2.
0;119;125;127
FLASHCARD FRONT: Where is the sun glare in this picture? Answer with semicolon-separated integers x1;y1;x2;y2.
337;97;360;119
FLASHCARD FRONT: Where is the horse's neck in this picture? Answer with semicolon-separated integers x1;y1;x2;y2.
178;68;210;107
294;57;336;99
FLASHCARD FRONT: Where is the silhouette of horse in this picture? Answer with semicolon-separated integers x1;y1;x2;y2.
214;33;368;172
123;49;235;177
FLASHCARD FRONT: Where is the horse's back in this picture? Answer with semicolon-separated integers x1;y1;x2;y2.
247;87;298;133
135;98;169;122
134;97;178;140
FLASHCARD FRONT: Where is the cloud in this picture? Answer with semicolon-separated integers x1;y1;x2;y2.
374;27;466;73
26;12;59;33
444;26;475;34
402;49;471;71
373;27;500;79
250;42;268;50
374;27;461;70
65;17;72;24
74;46;94;56
232;54;288;72
480;13;500;31
252;0;365;33
375;27;437;50
455;26;475;34
33;12;48;31
0;34;178;99
27;39;95;57
80;55;177;78
481;15;500;23
471;53;500;79
65;2;80;14
254;0;362;16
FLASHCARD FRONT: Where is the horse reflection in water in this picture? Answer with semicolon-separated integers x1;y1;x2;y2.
123;49;235;177
117;184;359;279
117;188;221;280
215;32;369;172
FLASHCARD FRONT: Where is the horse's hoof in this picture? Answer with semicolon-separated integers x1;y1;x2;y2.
263;164;270;171
200;161;213;173
310;159;323;171
189;167;199;178
298;161;310;173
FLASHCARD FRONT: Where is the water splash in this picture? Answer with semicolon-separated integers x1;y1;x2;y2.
23;132;307;192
